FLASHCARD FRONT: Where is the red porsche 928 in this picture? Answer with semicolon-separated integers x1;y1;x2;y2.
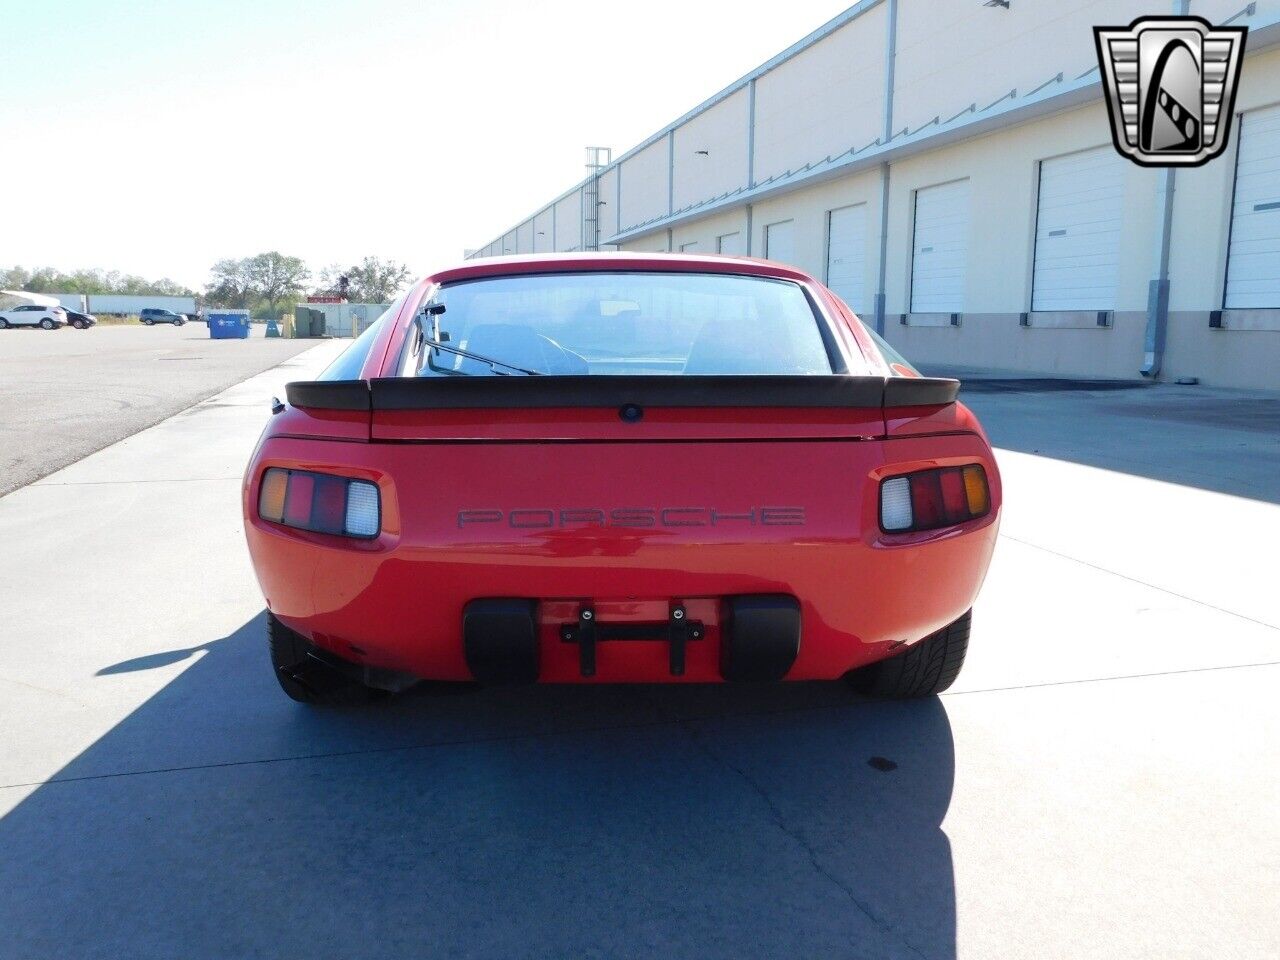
243;253;1000;704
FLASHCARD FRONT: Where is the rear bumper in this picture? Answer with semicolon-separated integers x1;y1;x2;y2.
244;433;1000;683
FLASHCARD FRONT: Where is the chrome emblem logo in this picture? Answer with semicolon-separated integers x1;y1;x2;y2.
1094;16;1247;167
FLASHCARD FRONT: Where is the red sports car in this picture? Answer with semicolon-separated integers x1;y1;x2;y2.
243;253;1000;704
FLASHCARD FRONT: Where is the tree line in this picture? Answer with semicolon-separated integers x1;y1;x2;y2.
0;266;195;298
2;253;413;318
206;253;413;317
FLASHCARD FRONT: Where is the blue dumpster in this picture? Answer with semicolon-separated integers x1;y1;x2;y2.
208;312;251;339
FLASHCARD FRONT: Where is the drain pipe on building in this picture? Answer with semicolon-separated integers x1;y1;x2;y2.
1142;0;1189;380
873;0;898;336
1142;166;1176;379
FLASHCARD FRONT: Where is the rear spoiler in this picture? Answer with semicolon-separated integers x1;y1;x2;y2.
285;375;959;411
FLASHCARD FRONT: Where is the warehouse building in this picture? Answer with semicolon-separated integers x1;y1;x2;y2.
469;0;1280;389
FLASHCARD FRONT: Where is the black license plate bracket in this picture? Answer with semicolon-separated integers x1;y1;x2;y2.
559;603;704;677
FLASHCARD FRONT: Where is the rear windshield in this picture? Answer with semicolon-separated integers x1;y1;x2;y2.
402;272;840;377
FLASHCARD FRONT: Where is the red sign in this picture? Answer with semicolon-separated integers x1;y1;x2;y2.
306;295;345;304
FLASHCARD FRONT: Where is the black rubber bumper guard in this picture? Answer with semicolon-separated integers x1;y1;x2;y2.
463;595;800;684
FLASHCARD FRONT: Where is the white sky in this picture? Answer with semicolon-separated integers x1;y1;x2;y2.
2;0;852;291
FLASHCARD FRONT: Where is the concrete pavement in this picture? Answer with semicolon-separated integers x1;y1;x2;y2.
0;323;314;495
0;352;1276;959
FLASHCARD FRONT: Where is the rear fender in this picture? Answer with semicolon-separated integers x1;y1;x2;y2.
884;400;990;443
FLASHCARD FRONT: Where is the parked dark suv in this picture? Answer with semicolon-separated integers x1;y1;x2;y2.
140;308;186;326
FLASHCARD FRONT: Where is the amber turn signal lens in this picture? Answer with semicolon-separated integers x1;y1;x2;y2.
962;465;990;517
258;467;288;522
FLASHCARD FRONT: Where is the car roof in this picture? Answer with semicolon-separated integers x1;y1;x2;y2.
423;252;817;287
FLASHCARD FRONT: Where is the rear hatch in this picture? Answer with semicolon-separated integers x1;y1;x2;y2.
284;374;961;561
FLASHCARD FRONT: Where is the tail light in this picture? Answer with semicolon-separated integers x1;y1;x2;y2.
880;465;990;533
258;468;380;539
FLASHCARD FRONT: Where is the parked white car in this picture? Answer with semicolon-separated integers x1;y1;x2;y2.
0;304;67;329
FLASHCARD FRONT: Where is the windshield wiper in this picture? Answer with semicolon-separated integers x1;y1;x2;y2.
422;336;542;377
415;304;541;377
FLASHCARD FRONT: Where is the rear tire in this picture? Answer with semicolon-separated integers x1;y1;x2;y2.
268;612;380;706
846;610;971;699
40;318;55;329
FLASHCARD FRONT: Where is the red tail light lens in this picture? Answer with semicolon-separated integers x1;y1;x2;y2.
258;468;380;539
879;465;990;533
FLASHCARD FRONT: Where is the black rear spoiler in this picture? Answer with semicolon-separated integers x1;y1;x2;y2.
285;375;960;412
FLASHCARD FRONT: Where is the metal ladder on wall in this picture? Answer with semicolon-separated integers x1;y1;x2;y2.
582;146;613;251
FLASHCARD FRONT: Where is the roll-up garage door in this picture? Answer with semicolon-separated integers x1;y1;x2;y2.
1225;103;1280;309
910;180;969;313
716;232;742;255
826;204;867;313
1032;147;1124;311
765;220;795;266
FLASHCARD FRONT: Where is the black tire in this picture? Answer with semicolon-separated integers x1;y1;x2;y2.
268;612;379;705
0;318;9;329
142;318;153;325
40;318;55;330
846;610;971;699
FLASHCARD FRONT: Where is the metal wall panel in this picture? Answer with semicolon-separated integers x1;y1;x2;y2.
753;4;886;184
892;0;1153;138
910;179;969;313
1032;147;1124;311
554;191;582;251
517;221;535;255
532;209;553;253
597;166;620;247
618;138;670;231
672;87;750;211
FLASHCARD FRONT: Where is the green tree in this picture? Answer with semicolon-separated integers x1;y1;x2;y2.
205;258;254;309
245;252;309;318
317;257;412;303
1;264;195;298
204;253;308;317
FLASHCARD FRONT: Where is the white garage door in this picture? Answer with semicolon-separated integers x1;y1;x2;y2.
716;232;742;255
826;204;867;313
679;241;700;253
764;220;795;266
1225;103;1280;309
910;180;969;313
1032;147;1124;311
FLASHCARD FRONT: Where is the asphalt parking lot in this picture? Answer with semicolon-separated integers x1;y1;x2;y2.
0;323;314;496
0;347;1276;959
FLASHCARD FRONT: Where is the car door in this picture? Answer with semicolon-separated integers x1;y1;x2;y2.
16;305;41;326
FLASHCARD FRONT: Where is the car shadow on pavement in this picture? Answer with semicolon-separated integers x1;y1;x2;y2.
1;612;957;960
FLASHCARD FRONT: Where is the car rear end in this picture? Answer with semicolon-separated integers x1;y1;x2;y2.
243;255;1000;688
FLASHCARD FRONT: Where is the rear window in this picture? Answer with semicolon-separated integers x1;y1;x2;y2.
402;271;843;377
